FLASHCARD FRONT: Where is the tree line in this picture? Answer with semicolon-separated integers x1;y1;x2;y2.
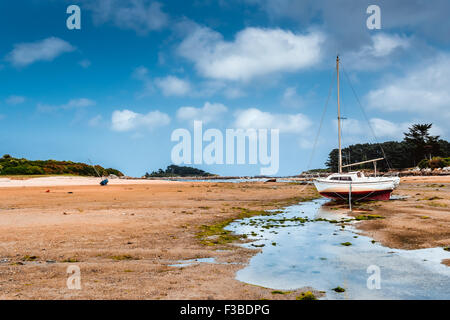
0;154;123;177
326;124;450;171
145;165;214;177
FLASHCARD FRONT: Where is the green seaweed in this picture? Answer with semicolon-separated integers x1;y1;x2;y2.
22;255;39;261
354;214;384;221
271;290;290;295
296;291;317;300
111;255;140;261
251;244;265;248
197;194;321;247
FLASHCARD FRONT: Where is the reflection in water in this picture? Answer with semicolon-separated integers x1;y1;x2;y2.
225;199;450;300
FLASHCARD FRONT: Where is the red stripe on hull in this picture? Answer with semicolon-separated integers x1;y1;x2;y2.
320;190;392;201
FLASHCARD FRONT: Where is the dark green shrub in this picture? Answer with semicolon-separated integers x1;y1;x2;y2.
0;155;124;176
105;168;124;176
429;157;446;169
418;159;429;169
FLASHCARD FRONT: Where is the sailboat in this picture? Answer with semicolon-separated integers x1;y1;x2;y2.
313;57;400;201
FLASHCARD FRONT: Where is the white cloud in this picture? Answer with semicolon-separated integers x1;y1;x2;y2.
335;118;366;136
298;137;314;149
281;87;304;108
133;68;191;97
66;98;96;108
369;118;404;139
111;109;170;131
37;98;96;112
224;87;245;99
79;59;91;68
248;0;450;46
132;66;150;80
376;119;444;139
6;95;26;105
366;54;450;119
176;102;227;124
132;66;154;97
233;108;312;133
132;67;245;99
6;37;75;67
88;115;103;127
333;117;444;141
155;76;191;96
335;117;404;140
87;0;168;34
343;33;411;70
371;34;410;57
178;26;324;81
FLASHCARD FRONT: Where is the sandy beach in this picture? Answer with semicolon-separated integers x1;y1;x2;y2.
351;176;450;251
0;176;448;299
0;176;177;187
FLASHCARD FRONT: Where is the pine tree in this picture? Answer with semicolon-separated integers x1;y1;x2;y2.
403;124;440;166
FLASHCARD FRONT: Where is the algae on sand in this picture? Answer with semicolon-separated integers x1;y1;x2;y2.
296;291;317;300
111;255;140;261
332;286;346;293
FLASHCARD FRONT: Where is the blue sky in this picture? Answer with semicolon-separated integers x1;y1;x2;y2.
1;0;449;177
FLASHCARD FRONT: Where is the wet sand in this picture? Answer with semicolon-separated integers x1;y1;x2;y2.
0;176;448;299
349;176;450;251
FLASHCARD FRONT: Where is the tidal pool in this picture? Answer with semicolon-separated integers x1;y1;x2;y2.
225;199;450;299
168;258;216;268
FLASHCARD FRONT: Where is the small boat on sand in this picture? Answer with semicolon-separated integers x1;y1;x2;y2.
313;57;400;201
314;171;400;201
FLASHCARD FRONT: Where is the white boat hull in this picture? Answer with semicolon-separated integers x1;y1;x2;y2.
314;176;400;201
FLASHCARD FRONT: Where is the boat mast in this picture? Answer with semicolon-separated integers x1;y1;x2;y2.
337;56;342;174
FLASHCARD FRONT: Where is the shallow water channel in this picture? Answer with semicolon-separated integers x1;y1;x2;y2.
225;198;450;299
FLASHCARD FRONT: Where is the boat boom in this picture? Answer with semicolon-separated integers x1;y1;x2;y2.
341;157;384;168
